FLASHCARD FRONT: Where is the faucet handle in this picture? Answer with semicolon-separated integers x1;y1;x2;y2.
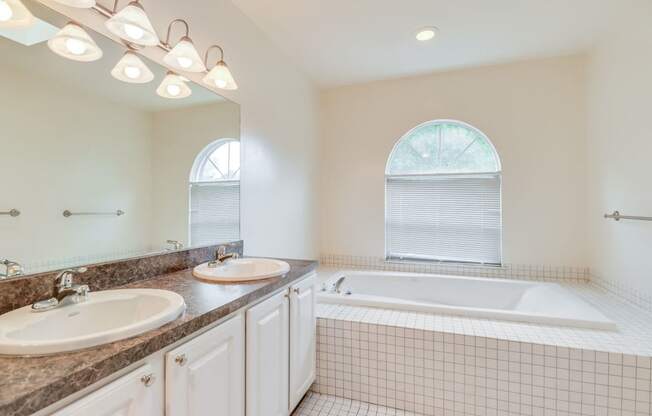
73;284;90;301
56;267;88;288
1;259;24;279
166;240;183;250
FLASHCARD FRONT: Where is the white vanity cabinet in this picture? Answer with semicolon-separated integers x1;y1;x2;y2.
289;274;317;409
246;290;290;416
47;272;316;416
52;364;163;416
166;313;245;416
246;273;317;416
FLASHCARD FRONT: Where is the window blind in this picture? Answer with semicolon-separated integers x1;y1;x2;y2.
385;174;501;265
190;181;240;247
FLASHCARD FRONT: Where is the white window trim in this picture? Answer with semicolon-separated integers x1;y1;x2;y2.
384;119;503;266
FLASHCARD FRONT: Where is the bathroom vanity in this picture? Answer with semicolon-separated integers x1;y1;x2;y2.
50;273;316;416
0;246;317;416
0;1;319;415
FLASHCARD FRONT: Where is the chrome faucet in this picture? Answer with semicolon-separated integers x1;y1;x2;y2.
208;246;239;267
332;276;346;294
0;259;23;279
166;240;183;251
32;267;90;312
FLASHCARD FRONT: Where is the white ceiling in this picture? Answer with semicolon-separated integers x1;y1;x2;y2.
231;0;625;87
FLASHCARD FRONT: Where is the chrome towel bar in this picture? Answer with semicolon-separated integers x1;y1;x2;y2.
0;209;20;217
63;210;125;217
604;210;652;222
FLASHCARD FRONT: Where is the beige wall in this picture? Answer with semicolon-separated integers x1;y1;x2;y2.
586;2;652;300
151;102;240;249
40;0;320;260
319;55;588;267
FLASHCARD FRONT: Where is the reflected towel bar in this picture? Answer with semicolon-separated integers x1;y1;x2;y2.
63;210;125;218
0;209;20;217
604;210;652;222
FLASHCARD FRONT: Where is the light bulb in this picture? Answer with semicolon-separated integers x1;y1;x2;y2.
124;22;144;40
111;51;153;83
65;38;87;55
48;22;102;62
166;84;181;96
416;27;438;41
203;59;238;90
177;56;192;69
157;71;191;99
163;36;205;73
0;1;13;22
123;65;141;79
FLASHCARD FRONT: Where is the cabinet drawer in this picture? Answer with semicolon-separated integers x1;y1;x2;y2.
52;364;161;416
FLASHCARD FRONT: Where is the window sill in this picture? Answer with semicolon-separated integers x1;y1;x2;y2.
384;258;503;268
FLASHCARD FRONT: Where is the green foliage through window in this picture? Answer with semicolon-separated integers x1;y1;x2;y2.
386;121;500;175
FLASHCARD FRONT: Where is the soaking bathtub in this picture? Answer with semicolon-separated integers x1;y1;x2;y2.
317;270;616;330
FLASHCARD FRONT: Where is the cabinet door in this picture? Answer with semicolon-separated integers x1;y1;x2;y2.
52;364;161;416
166;313;245;416
289;273;317;410
246;290;289;416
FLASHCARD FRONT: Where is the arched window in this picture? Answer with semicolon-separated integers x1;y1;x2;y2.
189;139;240;246
385;120;502;264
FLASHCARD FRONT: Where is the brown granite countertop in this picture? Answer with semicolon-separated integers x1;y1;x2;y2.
0;258;317;416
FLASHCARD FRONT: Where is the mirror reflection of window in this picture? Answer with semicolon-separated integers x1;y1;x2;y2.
189;139;241;247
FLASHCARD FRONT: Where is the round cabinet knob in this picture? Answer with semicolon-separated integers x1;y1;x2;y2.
175;354;188;366
293;288;301;295
140;373;155;387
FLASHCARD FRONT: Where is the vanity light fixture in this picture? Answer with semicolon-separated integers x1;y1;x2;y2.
162;19;205;73
49;0;96;8
48;22;103;62
157;71;191;99
202;45;238;90
105;0;159;46
0;0;34;27
111;50;153;83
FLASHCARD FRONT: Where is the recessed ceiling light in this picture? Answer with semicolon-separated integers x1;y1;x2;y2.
416;27;438;42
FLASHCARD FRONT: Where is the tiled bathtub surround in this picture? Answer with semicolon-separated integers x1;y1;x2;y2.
314;307;652;415
592;273;652;315
319;255;590;283
320;254;652;316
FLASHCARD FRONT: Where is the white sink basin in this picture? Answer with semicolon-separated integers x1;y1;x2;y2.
193;258;291;282
0;289;185;356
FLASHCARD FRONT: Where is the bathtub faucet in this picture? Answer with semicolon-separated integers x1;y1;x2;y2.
332;276;346;294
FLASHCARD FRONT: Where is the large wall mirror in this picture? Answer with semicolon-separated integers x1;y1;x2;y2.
0;1;241;277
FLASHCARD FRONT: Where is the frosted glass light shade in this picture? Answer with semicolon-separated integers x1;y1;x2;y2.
50;0;95;8
105;1;159;46
111;51;154;84
203;60;238;90
157;72;191;99
0;0;34;28
48;22;103;62
163;36;206;73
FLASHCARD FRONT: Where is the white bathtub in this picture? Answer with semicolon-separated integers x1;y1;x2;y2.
317;270;616;330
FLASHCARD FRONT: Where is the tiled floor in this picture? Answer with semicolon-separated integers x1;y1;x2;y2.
293;392;423;416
